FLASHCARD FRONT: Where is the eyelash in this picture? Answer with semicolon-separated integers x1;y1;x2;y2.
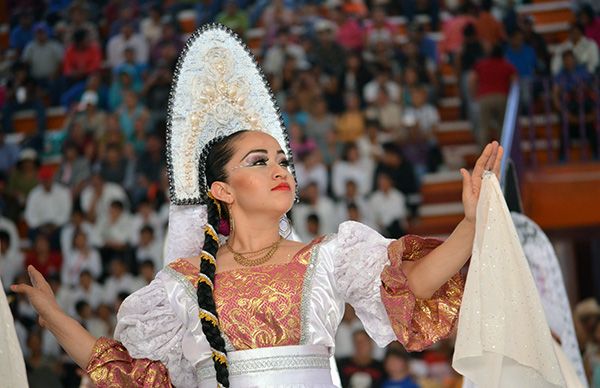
250;157;290;168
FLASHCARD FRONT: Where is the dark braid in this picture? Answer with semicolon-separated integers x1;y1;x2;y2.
196;130;247;387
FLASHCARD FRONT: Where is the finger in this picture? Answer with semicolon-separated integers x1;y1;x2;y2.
492;146;504;178
460;168;472;196
485;141;499;171
473;143;493;179
10;283;35;296
27;266;54;295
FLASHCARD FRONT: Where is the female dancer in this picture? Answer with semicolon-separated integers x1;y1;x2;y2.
12;25;502;387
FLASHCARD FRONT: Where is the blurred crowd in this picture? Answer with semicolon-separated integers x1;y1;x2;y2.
2;0;600;387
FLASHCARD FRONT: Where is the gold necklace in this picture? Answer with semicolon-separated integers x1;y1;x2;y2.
225;237;283;267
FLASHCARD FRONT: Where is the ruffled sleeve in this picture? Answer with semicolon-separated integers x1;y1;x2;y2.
85;274;197;388
330;221;464;352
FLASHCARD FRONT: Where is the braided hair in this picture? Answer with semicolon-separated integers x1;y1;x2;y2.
197;130;247;387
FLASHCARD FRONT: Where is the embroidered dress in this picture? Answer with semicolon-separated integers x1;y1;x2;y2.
85;222;464;387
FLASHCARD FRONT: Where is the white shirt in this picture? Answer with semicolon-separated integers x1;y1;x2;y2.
71;281;105;313
331;160;374;199
106;33;149;68
292;197;339;242
368;189;407;231
24;183;72;228
404;104;440;139
363;80;401;104
129;212;164;245
96;213;133;246
80;182;129;224
136;239;164;271
294;162;329;195
551;36;600;75
263;43;308;75
103;274;144;305
61;248;102;287
60;221;101;255
0;250;23;287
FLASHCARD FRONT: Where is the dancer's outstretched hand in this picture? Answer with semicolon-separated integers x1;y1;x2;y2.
11;266;62;327
461;141;503;224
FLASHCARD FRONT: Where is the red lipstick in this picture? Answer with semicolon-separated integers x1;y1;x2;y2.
272;182;291;191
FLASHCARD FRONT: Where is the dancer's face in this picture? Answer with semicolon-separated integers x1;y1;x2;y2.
212;131;295;217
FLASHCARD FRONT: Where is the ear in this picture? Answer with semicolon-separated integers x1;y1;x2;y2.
209;181;234;205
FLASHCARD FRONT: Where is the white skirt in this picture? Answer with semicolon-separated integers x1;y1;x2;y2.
197;345;337;388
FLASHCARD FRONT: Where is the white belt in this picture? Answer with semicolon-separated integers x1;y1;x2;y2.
197;344;334;387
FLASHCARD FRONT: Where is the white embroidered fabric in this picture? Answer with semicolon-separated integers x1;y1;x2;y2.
511;212;588;387
120;221;399;387
0;278;28;388
164;204;207;266
452;173;565;387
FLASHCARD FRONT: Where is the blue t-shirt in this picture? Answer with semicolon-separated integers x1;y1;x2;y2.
381;376;420;388
505;44;536;78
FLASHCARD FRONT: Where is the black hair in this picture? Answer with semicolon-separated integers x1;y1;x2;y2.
140;225;155;236
75;299;90;316
490;44;504;59
198;130;248;387
0;230;10;245
110;200;124;210
341;142;359;161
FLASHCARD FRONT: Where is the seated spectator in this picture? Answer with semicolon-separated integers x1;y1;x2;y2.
80;172;129;224
332;142;374;199
74;300;111;338
396;40;437;90
381;347;419;388
282;94;309;129
457;23;484;123
356;120;386;163
552;23;599;75
519;15;551;75
0;132;20;174
55;3;100;46
98;143;132;187
289;121;317;161
138;259;156;286
103;257;142;305
135;225;162;270
216;1;250;37
140;5;163;46
304;213;321;241
71;270;104;314
96;200;132;268
335;304;364;360
365;88;403;140
553;50;598;160
337;329;385;388
336;180;375;227
470;44;517;146
294;149;329;196
63;29;102;85
149;22;184;69
340;53;373;106
369;172;408;238
0;229;23;288
1;63;46;150
108;68;140;111
365;7;396;49
60;208;99;257
65;90;108;140
335;10;365;52
9;13;34;53
130;199;163;245
25;329;63;388
61;229;102;287
54;142;91;197
24;166;72;247
21;22;63;103
142;64;172;130
579;4;600;48
373;143;419;205
117;90;150;142
292;182;338;242
7;148;39;208
132;132;165;206
107;23;149;69
335;93;366;143
113;47;148;90
263;27;307;77
25;233;62;278
363;66;401;105
309;20;347;77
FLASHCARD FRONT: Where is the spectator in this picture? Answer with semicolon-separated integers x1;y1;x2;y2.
25;233;62;278
373;143;419;212
335;9;365;52
71;270;104;313
0;172;20;224
579;4;600;50
292;182;338;242
363;65;401;105
282;94;308;129
337;329;385;388
304;213;321;241
520;15;551;75
336;180;373;226
134;224;162;270
505;29;537;104
61;229;102;287
9;12;34;53
7;148;39;207
263;27;307;77
98;143;132;186
216;1;250;37
60;208;99;259
381;347;419;388
289;121;317;161
356;120;385;163
551;23;599;75
369;171;408;238
149;22;184;69
132;132;164;204
80;172;129;224
25;329;63;388
457;23;484;123
74;300;110;338
54;142;91;196
340;53;373;106
108;68;140;111
63;29;102;84
295;149;329;196
96;200;132;266
335;93;366;142
142;64;172;129
365;7;396;49
21;22;64;100
332;142;374;199
309;19;347;77
335;304;364;360
402;0;440;31
0;132;20;174
365;88;403;140
138;259;157;286
24;166;72;246
140;5;164;46
55;3;99;45
471;44;517;146
439;4;476;62
102;257;142;305
552;50;598;160
474;2;506;47
68;90;108;139
407;24;438;67
0;229;24;287
106;23;149;69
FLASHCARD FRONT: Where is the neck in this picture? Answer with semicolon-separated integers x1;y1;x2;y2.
390;371;409;380
227;211;281;252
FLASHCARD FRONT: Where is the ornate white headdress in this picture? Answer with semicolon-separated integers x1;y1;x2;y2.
164;24;296;265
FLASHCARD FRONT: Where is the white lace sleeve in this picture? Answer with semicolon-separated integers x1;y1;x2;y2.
164;204;207;266
328;221;397;347
114;274;196;388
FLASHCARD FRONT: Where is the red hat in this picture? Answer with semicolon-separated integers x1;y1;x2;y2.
38;165;55;180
